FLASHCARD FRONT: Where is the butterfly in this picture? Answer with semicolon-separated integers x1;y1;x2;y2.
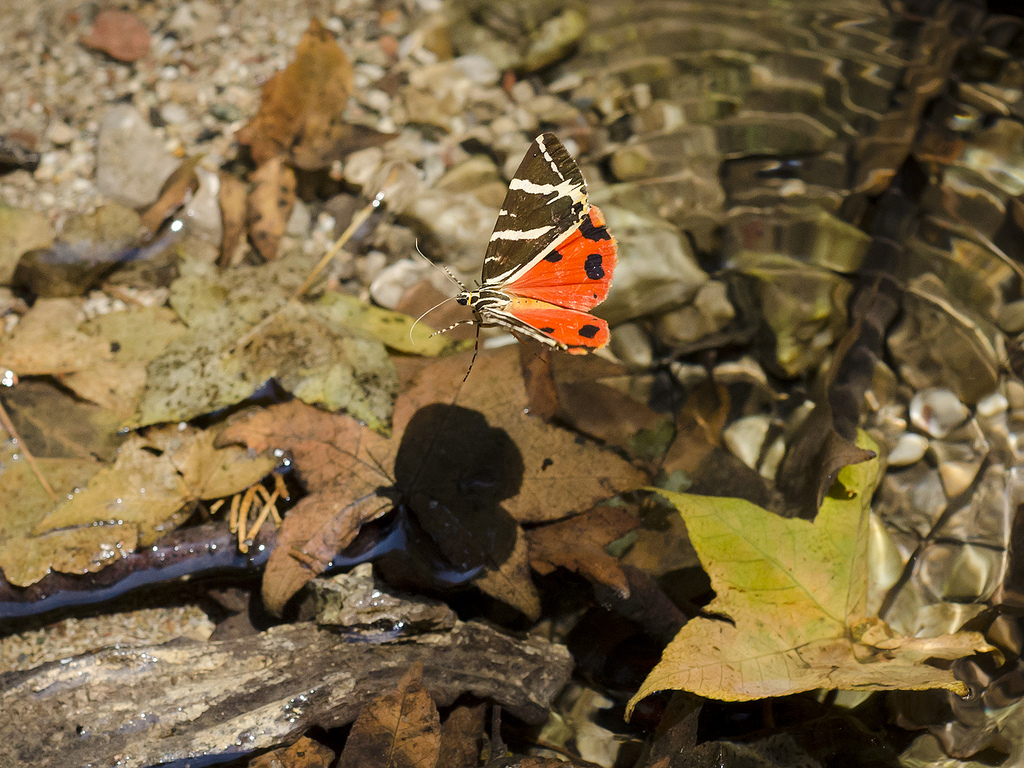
421;133;617;360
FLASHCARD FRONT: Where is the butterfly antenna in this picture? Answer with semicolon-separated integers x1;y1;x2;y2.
408;295;458;344
413;239;467;290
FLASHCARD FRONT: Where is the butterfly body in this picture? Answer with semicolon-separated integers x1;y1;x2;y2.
455;133;617;355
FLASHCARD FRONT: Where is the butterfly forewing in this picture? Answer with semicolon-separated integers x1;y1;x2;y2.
503;206;616;312
482;133;588;286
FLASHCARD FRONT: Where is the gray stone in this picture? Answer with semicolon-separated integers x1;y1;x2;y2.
596;205;708;325
96;105;178;207
404;188;496;274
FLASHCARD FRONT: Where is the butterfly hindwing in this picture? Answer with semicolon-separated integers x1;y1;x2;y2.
498;297;609;353
503;206;616;312
482;133;588;286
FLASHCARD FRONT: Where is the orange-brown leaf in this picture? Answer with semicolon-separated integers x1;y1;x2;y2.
236;19;355;169
218;170;248;265
246;156;296;261
337;662;440;768
528;505;639;595
139;155;202;233
248;735;335;768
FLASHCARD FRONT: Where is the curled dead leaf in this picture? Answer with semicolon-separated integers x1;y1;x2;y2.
247;156;296;261
236;19;355;169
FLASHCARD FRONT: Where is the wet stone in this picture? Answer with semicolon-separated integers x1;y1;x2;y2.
723;414;771;470
313;563;456;636
887;433;929;467
96;105;179;208
909;387;971;439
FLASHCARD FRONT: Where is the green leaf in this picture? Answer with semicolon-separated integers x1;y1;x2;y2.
313;290;458;356
627;432;993;710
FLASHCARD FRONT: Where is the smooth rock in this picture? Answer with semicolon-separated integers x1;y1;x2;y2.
887;432;929;467
655;280;734;347
976;391;1009;418
285;198;311;237
96;105;179;207
404;188;496;273
594;205;708;325
997;299;1024;333
723;414;771;470
369;258;431;310
181;167;222;244
609;322;653;368
450;54;500;86
47;122;75;147
909;387;970;439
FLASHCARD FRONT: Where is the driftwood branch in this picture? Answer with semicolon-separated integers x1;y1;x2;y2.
0;620;572;767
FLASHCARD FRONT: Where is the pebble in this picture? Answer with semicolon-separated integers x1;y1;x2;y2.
95;105;179;207
47;121;75;147
285;198;311;237
656;280;735;347
404;188;496;273
997;300;1024;333
887;432;929;467
357;250;388;286
343;147;385;189
976;391;1009;418
909;387;970;439
159;103;190;125
609;322;653;368
723;414;771;470
369;259;431;310
451;54;500;86
181;167;223;243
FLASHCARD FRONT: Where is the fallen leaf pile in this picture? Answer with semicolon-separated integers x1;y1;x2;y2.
220;345;646;616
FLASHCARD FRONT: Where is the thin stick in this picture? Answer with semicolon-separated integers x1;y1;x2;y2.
228;492;242;533
0;399;56;502
293;168;400;299
247;487;280;542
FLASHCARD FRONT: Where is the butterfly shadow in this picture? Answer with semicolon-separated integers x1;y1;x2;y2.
376;403;524;589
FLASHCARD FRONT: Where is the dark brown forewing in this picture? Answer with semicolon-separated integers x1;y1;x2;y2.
481;133;588;286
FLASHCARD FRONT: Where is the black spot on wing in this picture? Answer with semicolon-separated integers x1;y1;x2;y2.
578;324;600;339
579;216;610;241
544;251;563;263
584;253;604;280
540;326;555;333
541;458;553;471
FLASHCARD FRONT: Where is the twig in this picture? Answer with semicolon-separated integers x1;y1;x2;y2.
293;167;399;299
0;399;57;502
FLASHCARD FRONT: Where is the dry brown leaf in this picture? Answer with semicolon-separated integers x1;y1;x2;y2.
248;735;335;768
80;9;150;62
262;490;390;613
247;156;296;261
139;155;202;233
236;18;355;169
437;704;485;768
1;425;277;587
0;298;110;376
396;347;646;525
337;662;440;768
218;170;248;265
528;505;639;596
473;523;540;619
